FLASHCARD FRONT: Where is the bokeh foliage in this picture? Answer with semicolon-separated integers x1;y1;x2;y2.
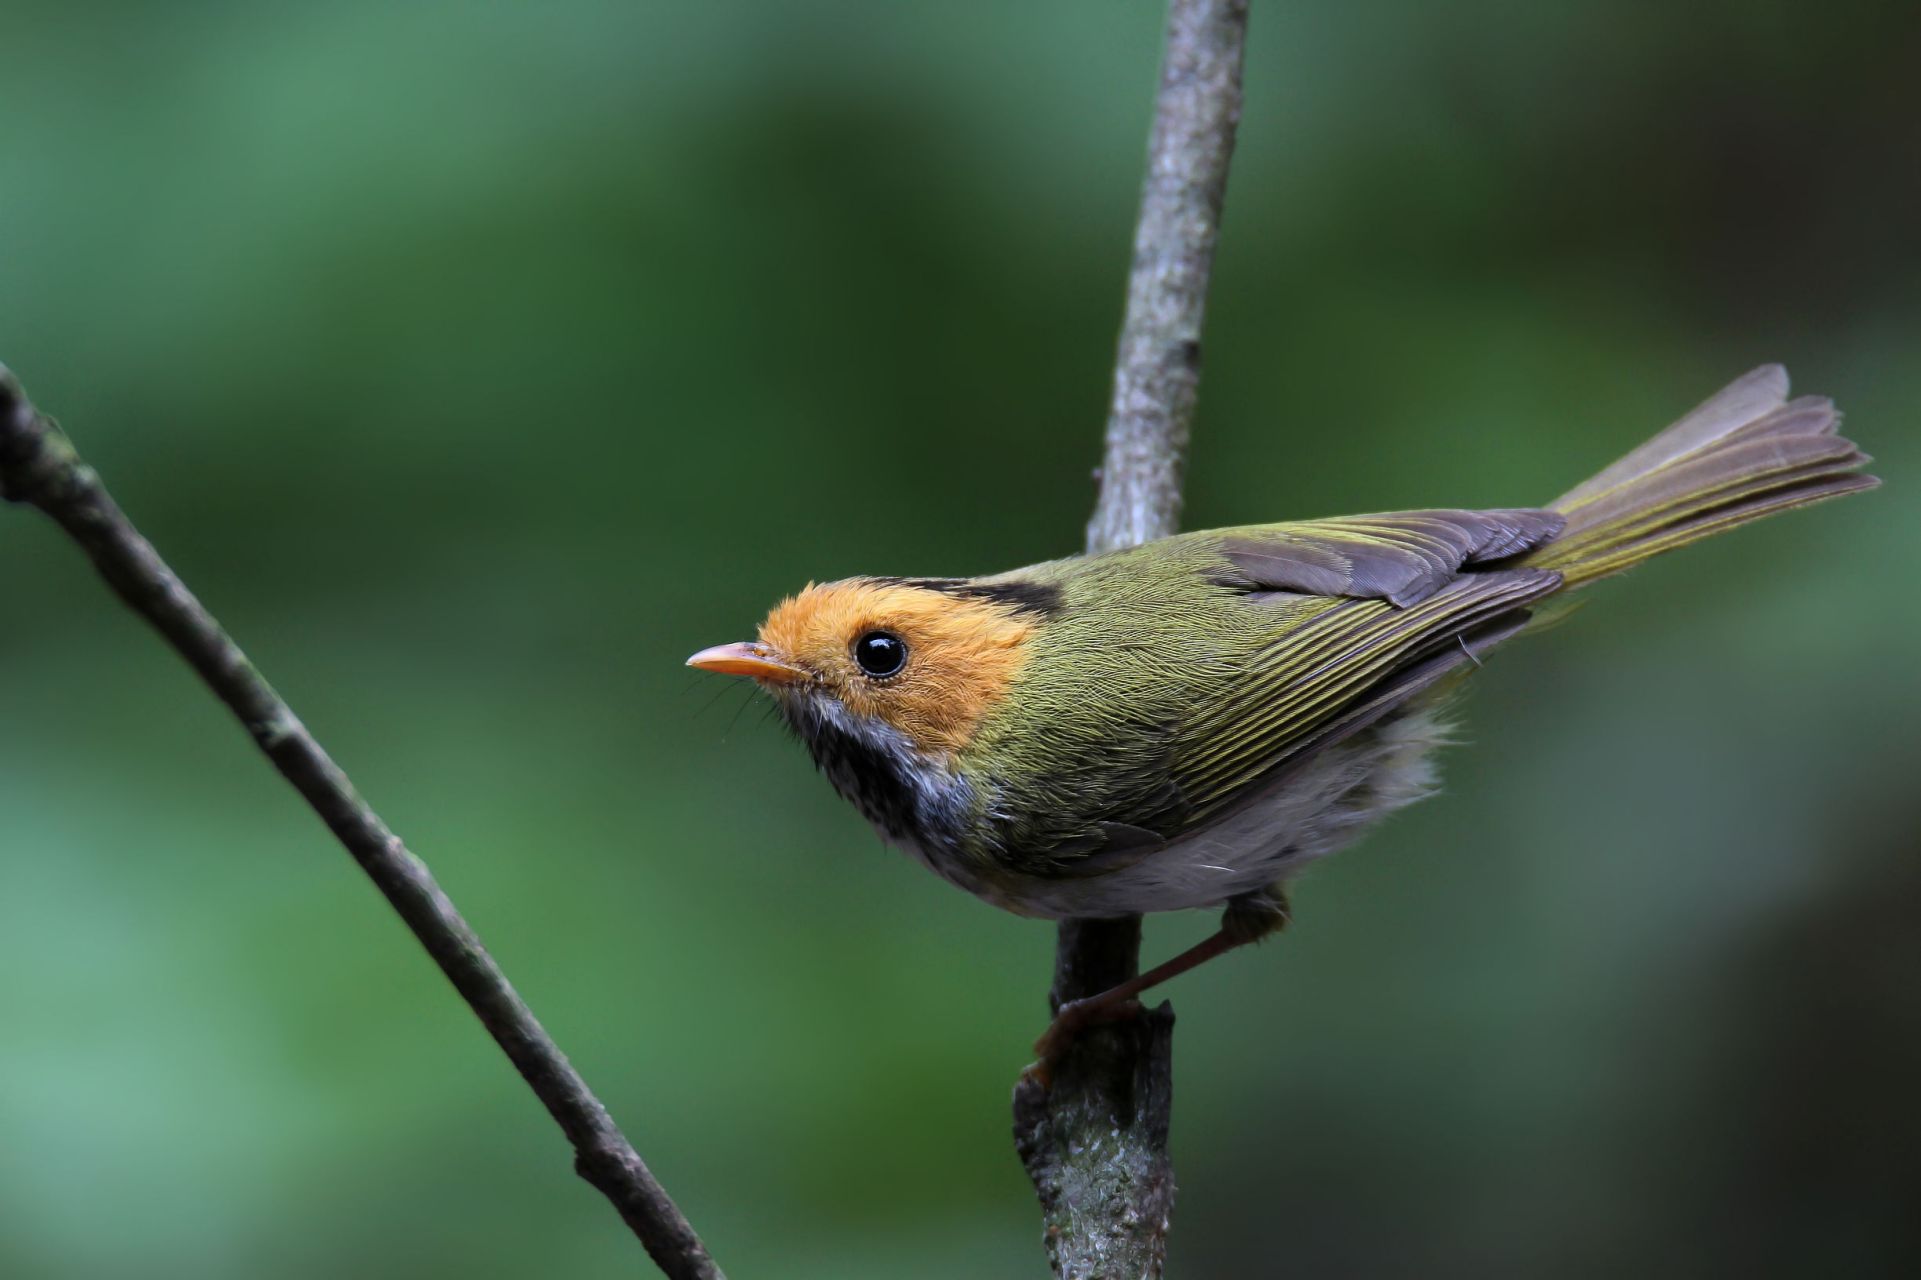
2;2;1916;1276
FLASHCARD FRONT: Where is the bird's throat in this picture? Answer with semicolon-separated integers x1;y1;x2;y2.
778;692;972;855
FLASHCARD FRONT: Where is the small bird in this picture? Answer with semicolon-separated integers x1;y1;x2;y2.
689;366;1876;1057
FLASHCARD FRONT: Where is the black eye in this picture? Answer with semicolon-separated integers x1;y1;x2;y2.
853;630;908;679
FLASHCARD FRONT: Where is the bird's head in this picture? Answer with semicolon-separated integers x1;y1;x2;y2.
687;576;1062;761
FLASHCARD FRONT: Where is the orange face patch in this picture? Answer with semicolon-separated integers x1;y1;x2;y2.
756;579;1037;758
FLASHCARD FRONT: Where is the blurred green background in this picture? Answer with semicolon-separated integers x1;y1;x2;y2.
2;1;1916;1276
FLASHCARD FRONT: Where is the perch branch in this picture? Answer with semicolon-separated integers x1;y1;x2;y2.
1013;1;1249;1276
0;366;724;1280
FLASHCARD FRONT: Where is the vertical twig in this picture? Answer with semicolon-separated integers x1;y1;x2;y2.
0;367;724;1280
1012;1;1249;1276
1084;0;1248;558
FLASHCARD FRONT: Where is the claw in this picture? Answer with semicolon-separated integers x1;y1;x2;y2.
1031;995;1145;1073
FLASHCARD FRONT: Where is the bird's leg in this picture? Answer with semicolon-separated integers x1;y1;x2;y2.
1031;888;1291;1069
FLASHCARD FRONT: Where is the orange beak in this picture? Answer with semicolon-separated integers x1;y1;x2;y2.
685;641;807;685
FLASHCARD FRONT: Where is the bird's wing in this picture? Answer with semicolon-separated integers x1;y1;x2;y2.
1211;508;1566;606
1057;510;1563;862
1167;573;1560;835
993;509;1569;874
1165;509;1568;829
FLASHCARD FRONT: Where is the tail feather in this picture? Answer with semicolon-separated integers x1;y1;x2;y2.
1551;364;1794;509
1524;366;1878;589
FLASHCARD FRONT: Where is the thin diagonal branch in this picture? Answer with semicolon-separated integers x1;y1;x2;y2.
1012;1;1249;1276
0;366;724;1280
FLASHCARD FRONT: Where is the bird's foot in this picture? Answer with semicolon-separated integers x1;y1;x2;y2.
1025;993;1146;1085
1020;908;1279;1087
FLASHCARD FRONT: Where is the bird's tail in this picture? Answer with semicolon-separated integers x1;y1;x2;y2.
1521;365;1878;589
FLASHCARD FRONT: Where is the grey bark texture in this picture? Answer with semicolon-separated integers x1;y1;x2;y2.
0;366;724;1280
1083;0;1250;558
1014;1;1249;1277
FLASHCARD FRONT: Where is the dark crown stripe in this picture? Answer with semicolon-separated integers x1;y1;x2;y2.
868;576;1066;619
